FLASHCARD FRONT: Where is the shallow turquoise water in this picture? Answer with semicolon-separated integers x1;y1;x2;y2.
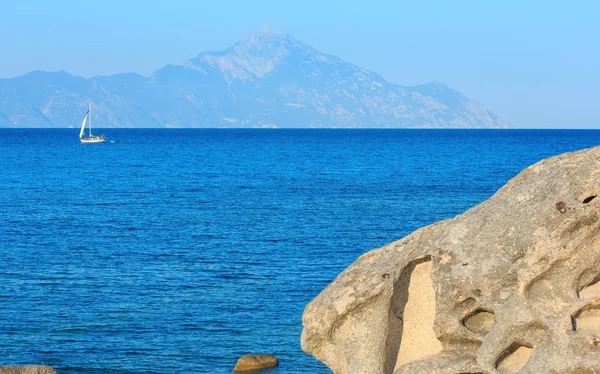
1;129;599;373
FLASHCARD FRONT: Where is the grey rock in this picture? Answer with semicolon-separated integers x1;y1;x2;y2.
301;146;600;373
0;27;510;129
0;366;59;374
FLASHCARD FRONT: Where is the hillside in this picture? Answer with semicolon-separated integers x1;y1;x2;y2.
0;26;510;128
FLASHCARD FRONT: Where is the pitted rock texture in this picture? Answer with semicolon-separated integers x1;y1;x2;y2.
301;146;600;374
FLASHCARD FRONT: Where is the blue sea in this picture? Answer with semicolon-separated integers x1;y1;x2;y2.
1;129;599;373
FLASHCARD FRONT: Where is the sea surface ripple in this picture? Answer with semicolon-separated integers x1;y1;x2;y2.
1;129;599;373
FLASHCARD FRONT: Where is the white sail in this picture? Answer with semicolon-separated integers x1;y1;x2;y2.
79;110;89;138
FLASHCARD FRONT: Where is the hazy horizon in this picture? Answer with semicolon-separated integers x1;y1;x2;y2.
1;0;598;128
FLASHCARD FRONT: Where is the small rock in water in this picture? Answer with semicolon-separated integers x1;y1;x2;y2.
233;354;279;372
0;366;60;374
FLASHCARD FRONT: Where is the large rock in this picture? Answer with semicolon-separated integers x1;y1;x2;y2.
301;146;600;374
0;366;59;374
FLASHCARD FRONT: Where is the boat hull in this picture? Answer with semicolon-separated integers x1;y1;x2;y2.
80;136;106;143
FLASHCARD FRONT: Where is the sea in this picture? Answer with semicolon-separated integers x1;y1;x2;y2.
1;129;599;373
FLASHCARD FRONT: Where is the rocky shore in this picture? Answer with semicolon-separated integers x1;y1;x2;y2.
302;146;600;373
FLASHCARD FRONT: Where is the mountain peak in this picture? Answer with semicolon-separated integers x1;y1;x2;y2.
235;25;300;48
188;26;307;81
253;25;290;40
235;25;301;55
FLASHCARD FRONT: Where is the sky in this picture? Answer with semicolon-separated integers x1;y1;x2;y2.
0;0;598;128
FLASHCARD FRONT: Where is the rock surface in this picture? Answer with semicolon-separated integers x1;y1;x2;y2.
0;366;59;374
301;146;600;374
233;354;279;372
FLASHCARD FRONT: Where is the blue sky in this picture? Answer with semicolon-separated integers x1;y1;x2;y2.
0;0;598;128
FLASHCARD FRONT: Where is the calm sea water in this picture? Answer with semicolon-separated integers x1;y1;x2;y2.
1;129;599;373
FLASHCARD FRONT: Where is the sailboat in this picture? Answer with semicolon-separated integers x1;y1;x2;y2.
79;103;105;143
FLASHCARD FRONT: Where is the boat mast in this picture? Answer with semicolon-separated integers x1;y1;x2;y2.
89;103;92;137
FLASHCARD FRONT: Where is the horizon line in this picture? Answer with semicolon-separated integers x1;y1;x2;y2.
3;127;599;131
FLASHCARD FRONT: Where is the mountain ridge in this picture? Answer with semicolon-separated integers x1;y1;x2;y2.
0;26;511;128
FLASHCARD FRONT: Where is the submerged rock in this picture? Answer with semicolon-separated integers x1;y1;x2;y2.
0;366;59;374
233;354;279;372
301;146;600;373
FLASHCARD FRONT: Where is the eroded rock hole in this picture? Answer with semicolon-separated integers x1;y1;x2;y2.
462;309;495;335
572;305;600;334
392;257;442;371
579;275;600;299
496;343;533;373
583;195;597;204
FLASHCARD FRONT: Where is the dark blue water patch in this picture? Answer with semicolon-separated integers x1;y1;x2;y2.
1;128;600;373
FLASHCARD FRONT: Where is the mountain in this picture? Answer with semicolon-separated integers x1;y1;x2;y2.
0;26;510;128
